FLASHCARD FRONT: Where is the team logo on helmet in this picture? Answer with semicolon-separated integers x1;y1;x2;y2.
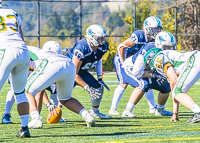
159;36;166;42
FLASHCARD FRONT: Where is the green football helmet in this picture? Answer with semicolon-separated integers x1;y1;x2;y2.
144;48;162;71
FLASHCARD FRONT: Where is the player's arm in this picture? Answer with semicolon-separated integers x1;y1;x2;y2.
165;65;179;121
118;38;135;63
72;56;86;88
95;58;110;91
95;58;102;78
165;64;178;90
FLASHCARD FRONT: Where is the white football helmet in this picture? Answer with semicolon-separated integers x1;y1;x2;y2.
143;16;163;39
85;24;109;47
155;31;176;50
42;41;63;54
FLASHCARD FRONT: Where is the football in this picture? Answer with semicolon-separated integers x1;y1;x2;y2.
46;107;62;124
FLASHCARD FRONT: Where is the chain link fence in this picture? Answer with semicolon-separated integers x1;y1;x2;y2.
2;0;200;70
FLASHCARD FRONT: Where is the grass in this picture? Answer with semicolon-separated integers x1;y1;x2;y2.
0;73;200;143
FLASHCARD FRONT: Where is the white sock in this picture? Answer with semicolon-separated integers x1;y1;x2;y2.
20;114;29;127
144;89;156;109
80;109;88;118
50;93;58;105
110;85;125;110
126;101;135;111
191;104;200;113
30;110;40;119
157;104;165;109
92;107;99;113
5;90;15;114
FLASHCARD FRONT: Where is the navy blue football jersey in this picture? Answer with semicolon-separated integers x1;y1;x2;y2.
131;42;155;64
66;39;109;74
126;30;147;57
116;30;148;58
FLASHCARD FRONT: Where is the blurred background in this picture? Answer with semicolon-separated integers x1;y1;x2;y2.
2;0;199;71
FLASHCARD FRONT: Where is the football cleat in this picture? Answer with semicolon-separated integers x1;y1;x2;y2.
155;108;173;116
83;112;96;127
108;109;120;116
2;113;13;124
122;109;136;118
59;117;67;123
28;116;43;129
186;113;200;123
149;107;156;114
16;126;30;138
89;109;112;119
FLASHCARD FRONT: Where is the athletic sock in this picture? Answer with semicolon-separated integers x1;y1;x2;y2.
30;110;40;119
144;89;156;109
191;104;200;113
110;85;125;110
20;114;29;127
126;101;135;111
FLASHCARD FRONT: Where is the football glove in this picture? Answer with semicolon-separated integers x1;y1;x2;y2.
84;84;101;100
150;72;167;86
46;103;57;112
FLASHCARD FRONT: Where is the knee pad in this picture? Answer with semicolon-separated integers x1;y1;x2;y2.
15;93;29;105
91;87;104;106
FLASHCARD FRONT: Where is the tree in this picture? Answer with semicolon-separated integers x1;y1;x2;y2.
62;6;79;36
47;12;63;35
179;0;200;50
106;11;125;32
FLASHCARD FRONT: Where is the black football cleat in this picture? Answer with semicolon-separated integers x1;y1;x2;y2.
16;126;30;138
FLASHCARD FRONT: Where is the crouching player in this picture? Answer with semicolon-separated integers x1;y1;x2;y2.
66;24;111;119
144;31;200;123
25;46;96;127
120;44;171;117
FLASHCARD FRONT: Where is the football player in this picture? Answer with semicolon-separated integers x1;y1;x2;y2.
0;1;30;137
117;35;173;118
109;16;163;117
25;45;96;127
144;31;200;123
66;24;111;119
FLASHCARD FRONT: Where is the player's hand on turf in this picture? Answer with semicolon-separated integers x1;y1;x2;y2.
46;103;57;112
84;84;101;100
170;113;179;122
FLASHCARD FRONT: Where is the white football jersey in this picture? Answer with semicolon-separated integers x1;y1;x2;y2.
0;9;26;49
27;46;71;64
153;50;198;75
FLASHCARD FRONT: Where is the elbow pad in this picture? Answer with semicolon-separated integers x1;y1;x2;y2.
117;43;129;64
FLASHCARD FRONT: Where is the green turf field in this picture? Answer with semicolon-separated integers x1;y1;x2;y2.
0;73;200;143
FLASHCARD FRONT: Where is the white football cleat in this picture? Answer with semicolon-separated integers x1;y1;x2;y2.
108;109;120;116
28;116;43;129
89;109;112;119
83;112;96;127
149;107;156;114
122;109;136;118
155;108;173;116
